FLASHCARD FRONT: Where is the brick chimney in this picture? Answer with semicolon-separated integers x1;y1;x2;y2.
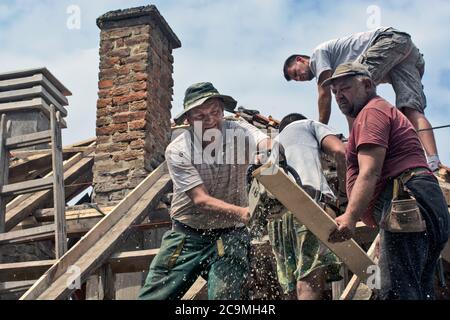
93;5;181;205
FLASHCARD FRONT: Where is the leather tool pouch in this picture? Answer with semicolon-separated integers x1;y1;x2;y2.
380;178;426;233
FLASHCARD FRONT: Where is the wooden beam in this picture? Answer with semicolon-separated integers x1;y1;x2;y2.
442;239;450;263
5;130;52;150
0;224;55;245
50;106;67;258
4;150;93;231
340;234;380;300
0;114;10;232
0;176;53;197
253;163;375;282
1;219;170;245
20;163;172;300
181;277;208;300
439;180;450;206
0;249;159;282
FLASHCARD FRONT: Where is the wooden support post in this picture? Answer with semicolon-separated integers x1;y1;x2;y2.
340;234;380;300
253;163;375;282
99;264;115;300
0;114;9;233
50;105;67;258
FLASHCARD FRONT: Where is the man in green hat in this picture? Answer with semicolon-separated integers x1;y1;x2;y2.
327;62;449;299
139;82;271;300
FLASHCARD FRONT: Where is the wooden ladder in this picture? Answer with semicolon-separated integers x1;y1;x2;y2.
0;105;67;258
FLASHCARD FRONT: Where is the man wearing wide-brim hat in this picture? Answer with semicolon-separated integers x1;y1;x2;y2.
327;62;449;300
139;82;271;300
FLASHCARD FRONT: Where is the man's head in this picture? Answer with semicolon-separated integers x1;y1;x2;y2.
279;113;308;132
186;97;224;132
174;82;237;128
322;63;377;118
283;54;314;82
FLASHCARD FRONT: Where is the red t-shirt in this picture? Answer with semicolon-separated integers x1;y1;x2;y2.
346;96;428;226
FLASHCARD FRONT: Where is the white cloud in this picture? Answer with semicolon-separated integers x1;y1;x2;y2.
0;0;449;162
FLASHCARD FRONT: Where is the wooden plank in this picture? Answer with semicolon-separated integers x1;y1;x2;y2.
4;151;93;231
50;106;67;258
0;176;53;197
439;180;450;206
2;219;170;244
34;206;168;223
442;239;450;263
0;249;159;282
20;163;171;300
35;206;114;222
181;277;208;300
11;146;95;158
108;249;159;274
340;234;380;300
6;130;52;149
0;114;9;232
253;163;375;282
0;224;55;245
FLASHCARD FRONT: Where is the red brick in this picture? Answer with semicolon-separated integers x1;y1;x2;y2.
110;86;130;97
122;53;148;65
135;72;148;81
96;116;111;127
108;48;130;58
130;139;145;150
131;81;147;92
97;98;112;109
129;119;146;130
112;150;143;162
112;131;146;143
130;100;147;111
96;142;128;153
99;79;114;89
113;91;147;106
96;123;128;136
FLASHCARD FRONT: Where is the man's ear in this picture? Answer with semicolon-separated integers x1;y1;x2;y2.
296;56;305;64
363;78;374;91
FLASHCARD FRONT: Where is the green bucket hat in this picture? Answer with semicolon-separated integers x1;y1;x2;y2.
321;62;372;87
174;82;237;125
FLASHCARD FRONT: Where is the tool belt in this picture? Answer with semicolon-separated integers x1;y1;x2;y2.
380;168;430;233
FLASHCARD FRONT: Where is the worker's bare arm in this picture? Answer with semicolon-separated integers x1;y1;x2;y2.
317;70;333;124
329;144;386;242
321;135;347;194
186;184;249;223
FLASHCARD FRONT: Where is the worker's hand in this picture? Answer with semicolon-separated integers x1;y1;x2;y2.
328;213;357;243
238;207;250;224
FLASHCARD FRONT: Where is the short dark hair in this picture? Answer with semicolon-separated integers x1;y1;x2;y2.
279;113;307;132
283;54;310;81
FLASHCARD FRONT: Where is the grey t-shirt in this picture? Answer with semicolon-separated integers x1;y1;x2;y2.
271;119;337;197
166;119;268;229
310;27;390;81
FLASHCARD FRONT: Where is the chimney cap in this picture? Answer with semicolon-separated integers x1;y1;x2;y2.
97;5;181;49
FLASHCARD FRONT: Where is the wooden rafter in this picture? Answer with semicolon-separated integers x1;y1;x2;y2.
20;162;172;300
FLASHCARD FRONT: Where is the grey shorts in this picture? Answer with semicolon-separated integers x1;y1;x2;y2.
358;28;427;113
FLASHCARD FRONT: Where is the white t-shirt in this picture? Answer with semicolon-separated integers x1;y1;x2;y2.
310;27;390;81
271;119;337;197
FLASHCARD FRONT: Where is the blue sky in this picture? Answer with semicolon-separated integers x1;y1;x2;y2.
0;0;449;163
